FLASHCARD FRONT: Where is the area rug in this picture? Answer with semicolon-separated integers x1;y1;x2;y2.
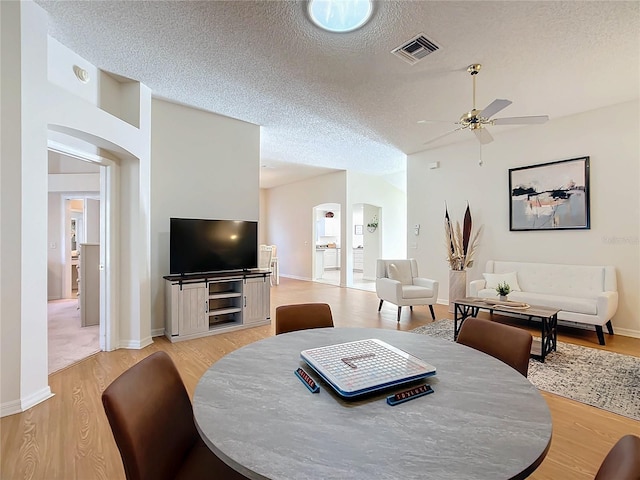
412;319;640;421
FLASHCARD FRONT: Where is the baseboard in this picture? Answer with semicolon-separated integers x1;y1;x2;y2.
279;274;313;282
1;387;54;418
118;336;154;349
615;327;640;339
151;328;165;337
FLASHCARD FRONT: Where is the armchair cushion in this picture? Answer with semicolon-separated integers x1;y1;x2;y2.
388;263;412;285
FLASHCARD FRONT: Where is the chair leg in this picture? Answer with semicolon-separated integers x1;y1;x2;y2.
606;320;614;335
397;307;402;322
378;299;383;312
595;325;605;345
429;305;435;320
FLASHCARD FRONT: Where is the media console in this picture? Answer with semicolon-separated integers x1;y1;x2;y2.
163;270;271;342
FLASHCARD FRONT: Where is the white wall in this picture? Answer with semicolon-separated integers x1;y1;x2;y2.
347;172;406;260
266;172;347;281
150;99;260;334
407;100;640;338
1;0;152;417
265;171;406;284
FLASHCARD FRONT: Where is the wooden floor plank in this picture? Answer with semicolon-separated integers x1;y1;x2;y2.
1;278;638;479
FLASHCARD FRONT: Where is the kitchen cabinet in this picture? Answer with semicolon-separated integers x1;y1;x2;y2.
317;217;339;238
324;248;340;269
353;248;364;272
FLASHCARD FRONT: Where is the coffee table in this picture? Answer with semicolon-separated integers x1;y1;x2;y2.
453;297;558;362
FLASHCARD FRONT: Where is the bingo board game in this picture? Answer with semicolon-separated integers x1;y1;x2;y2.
300;339;436;398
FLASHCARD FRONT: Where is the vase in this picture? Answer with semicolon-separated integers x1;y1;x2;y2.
448;270;467;313
499;295;508;301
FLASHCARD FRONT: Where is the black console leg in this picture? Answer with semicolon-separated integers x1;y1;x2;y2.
378;299;383;312
397;307;402;322
606;320;614;335
595;325;605;345
429;305;435;320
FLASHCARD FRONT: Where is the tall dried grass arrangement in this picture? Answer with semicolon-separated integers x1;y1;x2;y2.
445;203;483;271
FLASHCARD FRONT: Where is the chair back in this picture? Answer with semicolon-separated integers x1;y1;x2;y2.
258;244;273;270
456;317;533;377
594;434;640;480
102;352;198;480
275;303;334;335
376;259;419;280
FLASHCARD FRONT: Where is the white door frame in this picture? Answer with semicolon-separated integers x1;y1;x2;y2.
48;141;118;352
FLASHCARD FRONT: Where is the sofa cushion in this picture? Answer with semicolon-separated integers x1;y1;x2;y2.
490;261;606;298
482;272;521;292
402;285;434;300
476;289;597;315
388;263;412;285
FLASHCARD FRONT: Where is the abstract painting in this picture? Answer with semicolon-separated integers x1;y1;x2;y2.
509;157;590;231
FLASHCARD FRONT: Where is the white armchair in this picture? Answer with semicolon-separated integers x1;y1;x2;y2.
376;259;438;322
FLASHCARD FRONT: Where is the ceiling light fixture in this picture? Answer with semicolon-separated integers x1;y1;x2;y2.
307;0;373;33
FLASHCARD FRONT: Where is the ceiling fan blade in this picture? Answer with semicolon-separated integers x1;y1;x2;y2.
473;128;493;145
417;119;456;124
492;115;549;125
480;99;512;119
423;127;464;145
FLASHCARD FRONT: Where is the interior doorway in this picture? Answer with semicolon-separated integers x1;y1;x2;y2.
312;203;341;286
47;150;102;374
349;203;379;292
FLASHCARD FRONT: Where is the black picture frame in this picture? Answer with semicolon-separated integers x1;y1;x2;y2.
509;156;590;231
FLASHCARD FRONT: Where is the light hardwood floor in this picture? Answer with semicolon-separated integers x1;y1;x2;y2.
2;278;639;479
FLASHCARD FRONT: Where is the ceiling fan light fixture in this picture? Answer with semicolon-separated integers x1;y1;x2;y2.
307;0;373;33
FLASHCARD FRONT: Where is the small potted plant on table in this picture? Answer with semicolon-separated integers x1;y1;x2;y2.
496;281;511;301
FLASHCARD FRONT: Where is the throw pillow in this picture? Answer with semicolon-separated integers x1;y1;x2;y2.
482;272;522;292
388;263;412;285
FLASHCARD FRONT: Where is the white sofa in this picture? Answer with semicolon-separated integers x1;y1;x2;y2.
469;260;618;345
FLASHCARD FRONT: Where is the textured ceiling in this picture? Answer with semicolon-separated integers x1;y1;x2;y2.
35;1;640;188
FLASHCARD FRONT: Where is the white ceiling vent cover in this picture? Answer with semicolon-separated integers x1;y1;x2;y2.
391;34;439;65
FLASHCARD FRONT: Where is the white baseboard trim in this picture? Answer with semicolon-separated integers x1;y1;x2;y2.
1;387;54;418
279;274;313;282
615;327;640;339
118;336;154;349
151;328;165;337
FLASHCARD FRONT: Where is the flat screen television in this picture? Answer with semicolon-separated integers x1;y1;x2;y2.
170;218;258;275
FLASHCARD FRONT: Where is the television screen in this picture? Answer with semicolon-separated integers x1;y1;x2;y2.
170;218;258;275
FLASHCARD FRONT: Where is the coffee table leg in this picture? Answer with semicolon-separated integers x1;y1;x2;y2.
454;304;477;340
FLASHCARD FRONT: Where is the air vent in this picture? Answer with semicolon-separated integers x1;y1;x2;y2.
391;34;439;65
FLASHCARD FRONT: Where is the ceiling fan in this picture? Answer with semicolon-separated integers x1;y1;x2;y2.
419;64;549;145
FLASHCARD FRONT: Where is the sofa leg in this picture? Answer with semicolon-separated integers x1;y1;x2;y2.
606;320;614;335
595;325;605;345
429;305;435;320
409;306;413;312
397;307;402;322
378;299;383;312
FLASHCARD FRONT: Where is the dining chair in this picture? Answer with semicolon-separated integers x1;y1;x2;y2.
594;434;640;480
275;303;334;335
102;351;247;480
456;317;533;377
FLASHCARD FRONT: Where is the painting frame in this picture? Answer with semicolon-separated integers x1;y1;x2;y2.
509;156;590;231
354;225;363;235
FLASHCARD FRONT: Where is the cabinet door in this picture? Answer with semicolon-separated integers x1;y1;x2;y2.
324;249;338;268
243;277;271;325
324;218;339;237
178;283;208;335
